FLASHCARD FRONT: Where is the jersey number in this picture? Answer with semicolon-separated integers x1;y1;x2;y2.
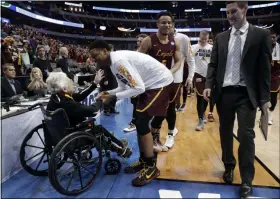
162;60;167;66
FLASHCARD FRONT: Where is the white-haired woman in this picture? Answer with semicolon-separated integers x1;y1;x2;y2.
46;70;104;126
46;70;132;158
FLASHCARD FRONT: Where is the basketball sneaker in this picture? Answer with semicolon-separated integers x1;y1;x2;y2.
175;104;181;111
195;118;204;131
203;114;208;123
164;135;175;148
208;112;215;122
268;110;273;125
124;158;145;173
153;134;168;152
123;123;136;132
178;103;186;111
131;163;160;186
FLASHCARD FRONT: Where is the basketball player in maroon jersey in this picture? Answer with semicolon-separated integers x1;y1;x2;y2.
123;33;148;132
138;11;181;152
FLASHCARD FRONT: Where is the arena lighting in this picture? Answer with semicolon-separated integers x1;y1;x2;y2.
265;24;274;29
100;26;106;30
190;37;199;41
92;6;166;13
0;17;10;23
256;24;274;29
184;9;202;12
140;28;211;33
1;2;84;28
65;2;82;7
256;25;268;28
220;2;280;11
118;27;136;32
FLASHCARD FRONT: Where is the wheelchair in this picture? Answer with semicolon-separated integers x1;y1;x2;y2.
19;103;132;196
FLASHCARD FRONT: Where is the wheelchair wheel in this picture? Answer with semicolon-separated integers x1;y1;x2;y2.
105;158;121;175
20;124;49;176
20;124;68;176
48;132;103;196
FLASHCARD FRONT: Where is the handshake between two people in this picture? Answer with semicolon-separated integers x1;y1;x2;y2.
93;69;116;105
97;91;115;105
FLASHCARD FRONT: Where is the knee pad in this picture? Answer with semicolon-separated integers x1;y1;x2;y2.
135;112;152;136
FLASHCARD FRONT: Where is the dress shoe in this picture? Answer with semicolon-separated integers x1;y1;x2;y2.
239;182;252;197
223;168;234;184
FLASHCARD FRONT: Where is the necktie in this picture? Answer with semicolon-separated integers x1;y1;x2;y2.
231;30;242;84
10;80;17;94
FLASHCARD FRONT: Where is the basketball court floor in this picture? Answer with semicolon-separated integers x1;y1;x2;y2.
1;95;279;198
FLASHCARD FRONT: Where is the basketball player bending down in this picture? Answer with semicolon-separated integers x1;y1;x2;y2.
89;40;173;186
138;11;181;152
123;33;148;132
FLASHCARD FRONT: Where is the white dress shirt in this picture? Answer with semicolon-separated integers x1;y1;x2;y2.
107;50;174;99
272;42;280;61
223;22;249;87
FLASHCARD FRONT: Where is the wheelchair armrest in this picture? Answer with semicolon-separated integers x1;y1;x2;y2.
28;103;44;111
73;117;96;130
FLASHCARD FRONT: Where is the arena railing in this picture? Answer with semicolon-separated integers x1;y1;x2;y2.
23;25;200;41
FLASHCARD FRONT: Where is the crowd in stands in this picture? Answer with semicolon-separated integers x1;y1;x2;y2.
1;22;121;116
1;23;95;75
1;22;101;102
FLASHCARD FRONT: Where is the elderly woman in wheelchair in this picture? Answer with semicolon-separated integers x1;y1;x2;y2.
20;71;132;196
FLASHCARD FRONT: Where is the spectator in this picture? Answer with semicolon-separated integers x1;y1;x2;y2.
27;67;47;96
56;47;74;80
1;63;23;101
33;45;53;81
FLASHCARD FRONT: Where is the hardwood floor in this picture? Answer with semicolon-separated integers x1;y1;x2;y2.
156;95;280;187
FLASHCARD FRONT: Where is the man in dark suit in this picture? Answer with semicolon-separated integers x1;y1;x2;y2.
56;47;74;80
1;63;23;102
203;1;272;197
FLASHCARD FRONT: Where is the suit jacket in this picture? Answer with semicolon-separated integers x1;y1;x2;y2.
56;58;74;80
1;77;23;101
205;24;272;108
32;58;53;81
